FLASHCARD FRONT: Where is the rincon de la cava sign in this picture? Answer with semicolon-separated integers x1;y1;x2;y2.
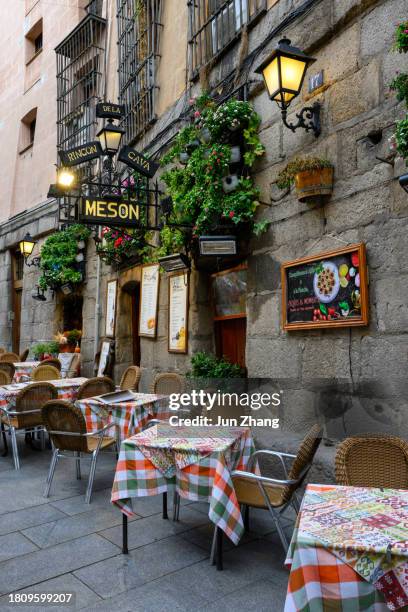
96;103;125;119
59;141;103;166
79;197;140;227
118;145;159;179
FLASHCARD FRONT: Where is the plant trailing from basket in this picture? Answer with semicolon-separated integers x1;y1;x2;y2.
389;73;408;105
276;156;333;190
187;351;244;379
97;227;150;266
393;21;408;53
39;225;91;292
395;116;408;162
159;96;267;253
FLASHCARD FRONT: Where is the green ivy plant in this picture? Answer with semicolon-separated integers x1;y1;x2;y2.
393;21;408;53
159;95;267;256
395;116;408;162
39;225;91;291
276;156;333;190
389;73;408;105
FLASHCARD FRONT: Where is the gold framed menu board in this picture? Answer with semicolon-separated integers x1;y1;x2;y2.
281;243;369;331
139;263;160;338
168;271;189;353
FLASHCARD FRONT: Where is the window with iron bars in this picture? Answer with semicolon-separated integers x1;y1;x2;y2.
117;0;163;145
56;13;106;152
188;0;266;77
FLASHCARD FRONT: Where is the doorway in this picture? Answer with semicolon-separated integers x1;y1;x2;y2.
121;280;140;366
12;252;24;354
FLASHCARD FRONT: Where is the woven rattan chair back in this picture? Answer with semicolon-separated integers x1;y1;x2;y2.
335;434;408;488
0;362;15;381
0;347;5;354
150;373;185;395
0;370;11;385
76;376;115;401
120;366;141;391
19;349;29;362
42;400;88;453
42;358;62;371
279;424;323;505
15;382;58;429
32;365;61;381
0;352;20;362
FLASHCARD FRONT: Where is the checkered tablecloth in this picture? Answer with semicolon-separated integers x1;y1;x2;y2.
75;393;170;439
111;423;255;544
0;377;88;413
12;362;38;383
285;484;408;611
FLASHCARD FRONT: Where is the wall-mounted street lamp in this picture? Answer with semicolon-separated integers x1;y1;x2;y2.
399;173;408;194
57;167;76;189
19;232;41;267
255;38;321;137
96;119;125;157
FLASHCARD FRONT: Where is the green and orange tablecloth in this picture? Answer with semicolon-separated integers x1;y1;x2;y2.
12;362;38;383
111;422;255;544
0;377;88;412
285;484;408;611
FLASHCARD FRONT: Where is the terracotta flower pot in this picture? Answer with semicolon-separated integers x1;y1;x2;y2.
295;167;334;203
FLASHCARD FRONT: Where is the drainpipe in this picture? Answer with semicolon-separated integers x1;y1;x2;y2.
93;227;102;360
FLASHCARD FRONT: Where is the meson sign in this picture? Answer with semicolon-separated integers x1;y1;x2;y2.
79;197;140;227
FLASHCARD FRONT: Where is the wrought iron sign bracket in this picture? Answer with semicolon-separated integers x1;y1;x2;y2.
281;102;321;137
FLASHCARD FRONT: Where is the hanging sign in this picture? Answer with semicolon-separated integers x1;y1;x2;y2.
168;271;189;353
139;264;160;338
118;145;159;178
59;141;103;166
79;196;140;227
96;102;125;119
281;243;369;331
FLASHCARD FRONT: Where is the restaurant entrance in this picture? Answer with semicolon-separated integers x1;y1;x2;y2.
121;280;140;366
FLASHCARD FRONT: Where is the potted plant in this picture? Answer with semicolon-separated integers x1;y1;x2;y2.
276;156;334;203
389;73;408;105
393;21;408;53
395;116;408;162
32;342;48;361
187;351;244;380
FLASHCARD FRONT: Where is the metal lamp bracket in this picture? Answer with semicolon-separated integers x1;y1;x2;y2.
281;102;321;137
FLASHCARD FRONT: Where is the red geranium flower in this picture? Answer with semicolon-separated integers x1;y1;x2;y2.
229;211;235;218
114;237;123;248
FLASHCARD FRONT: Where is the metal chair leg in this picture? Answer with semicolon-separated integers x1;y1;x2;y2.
122;514;129;554
1;422;8;456
210;525;217;565
162;492;168;519
44;449;59;497
271;510;289;553
40;428;46;451
85;451;98;504
216;527;223;571
75;451;81;480
10;427;20;470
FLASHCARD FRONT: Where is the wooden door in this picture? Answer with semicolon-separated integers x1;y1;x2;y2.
215;317;246;368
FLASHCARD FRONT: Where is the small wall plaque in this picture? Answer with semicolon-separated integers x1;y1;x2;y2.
308;70;324;93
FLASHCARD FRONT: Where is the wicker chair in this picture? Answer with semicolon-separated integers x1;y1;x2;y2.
0;370;11;385
0;382;58;469
0;347;5;354
150;372;185;395
19;349;29;362
120;366;141;391
210;424;323;569
32;364;61;381
42;400;117;503
335;434;408;488
0;352;20;362
42;358;62;371
0;362;15;381
76;376;115;401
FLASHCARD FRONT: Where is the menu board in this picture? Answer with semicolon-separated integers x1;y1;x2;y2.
281;243;369;330
97;341;110;377
105;279;117;337
212;266;247;319
139;264;160;338
168;272;189;353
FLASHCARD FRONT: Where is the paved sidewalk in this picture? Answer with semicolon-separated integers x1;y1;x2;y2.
0;436;291;611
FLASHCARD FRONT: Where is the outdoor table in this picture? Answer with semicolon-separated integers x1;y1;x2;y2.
284;484;408;611
111;422;255;568
0;377;88;413
12;361;38;383
75;393;170;440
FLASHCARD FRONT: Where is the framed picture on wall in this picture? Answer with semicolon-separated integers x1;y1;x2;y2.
105;279;118;337
281;243;369;331
139;263;160;338
168;271;189;353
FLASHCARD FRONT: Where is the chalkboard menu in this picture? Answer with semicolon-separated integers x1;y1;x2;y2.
281;243;369;330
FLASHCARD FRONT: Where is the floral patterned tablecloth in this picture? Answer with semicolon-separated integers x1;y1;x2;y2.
285;484;408;611
111;422;255;544
76;393;170;439
0;377;88;412
12;362;38;383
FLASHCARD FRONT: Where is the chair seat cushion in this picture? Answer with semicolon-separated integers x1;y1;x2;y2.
1;415;19;428
232;475;286;508
87;436;116;452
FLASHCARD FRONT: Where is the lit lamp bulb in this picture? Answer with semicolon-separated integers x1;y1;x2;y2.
57;167;75;189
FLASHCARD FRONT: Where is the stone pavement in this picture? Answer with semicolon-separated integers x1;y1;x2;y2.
0;435;292;611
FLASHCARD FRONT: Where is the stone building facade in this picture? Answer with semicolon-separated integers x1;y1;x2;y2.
0;0;407;455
